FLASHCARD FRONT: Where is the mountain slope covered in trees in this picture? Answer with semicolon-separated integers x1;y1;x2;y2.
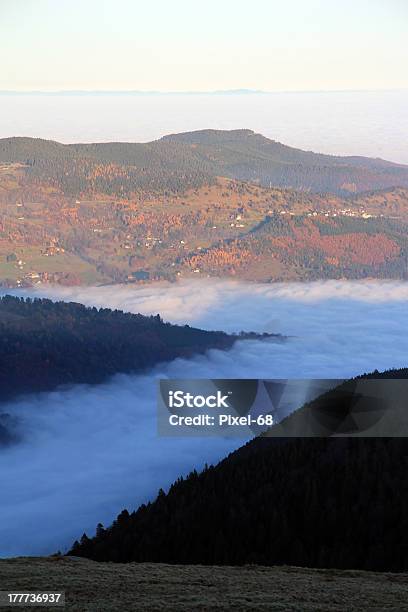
1;129;408;197
70;370;408;572
164;129;408;194
1;131;408;287
0;167;408;287
0;295;270;404
184;212;408;281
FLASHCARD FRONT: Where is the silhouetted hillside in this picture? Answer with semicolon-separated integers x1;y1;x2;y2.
70;370;408;572
0;295;268;403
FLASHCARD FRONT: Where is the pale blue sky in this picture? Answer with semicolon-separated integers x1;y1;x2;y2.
1;0;407;91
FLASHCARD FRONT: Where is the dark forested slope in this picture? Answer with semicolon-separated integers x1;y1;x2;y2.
70;370;408;572
0;295;266;402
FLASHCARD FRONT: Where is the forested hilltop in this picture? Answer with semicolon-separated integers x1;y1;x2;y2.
70;369;408;572
2;129;408;196
0;295;269;403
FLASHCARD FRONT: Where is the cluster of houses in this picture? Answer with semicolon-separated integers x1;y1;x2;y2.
43;245;65;256
229;213;246;228
13;270;72;288
278;208;377;219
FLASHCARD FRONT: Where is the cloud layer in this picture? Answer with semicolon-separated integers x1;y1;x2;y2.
2;279;408;556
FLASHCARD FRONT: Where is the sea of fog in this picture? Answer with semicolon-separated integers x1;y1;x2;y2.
1;279;408;557
1;90;408;164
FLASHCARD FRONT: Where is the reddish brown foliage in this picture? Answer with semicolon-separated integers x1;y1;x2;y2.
272;220;400;265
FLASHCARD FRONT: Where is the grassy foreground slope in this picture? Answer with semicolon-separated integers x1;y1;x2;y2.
1;557;407;611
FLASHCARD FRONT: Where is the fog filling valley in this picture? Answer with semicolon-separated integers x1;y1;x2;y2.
2;279;408;557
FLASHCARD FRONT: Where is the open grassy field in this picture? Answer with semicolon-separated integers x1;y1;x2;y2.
0;557;407;611
0;247;106;284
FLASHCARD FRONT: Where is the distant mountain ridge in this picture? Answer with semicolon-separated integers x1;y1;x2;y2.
1;129;408;195
0;89;269;96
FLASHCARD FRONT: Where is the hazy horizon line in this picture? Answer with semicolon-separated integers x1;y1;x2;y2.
1;88;407;96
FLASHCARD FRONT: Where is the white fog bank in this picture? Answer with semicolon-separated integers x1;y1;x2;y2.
1;279;408;557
